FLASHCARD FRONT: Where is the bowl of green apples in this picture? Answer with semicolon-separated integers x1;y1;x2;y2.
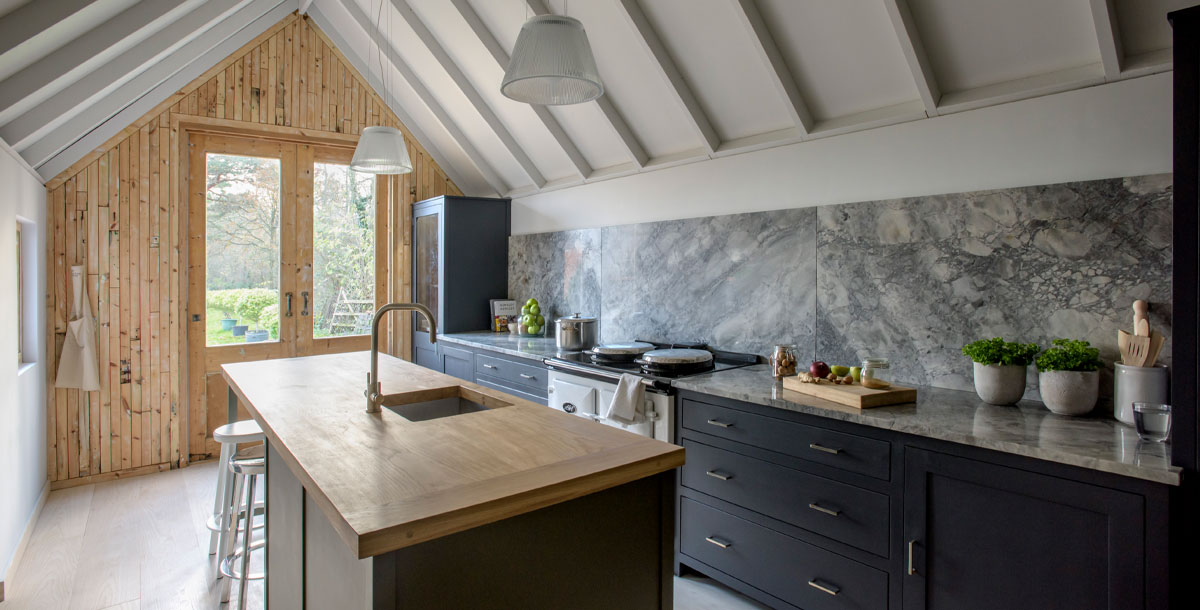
516;298;546;337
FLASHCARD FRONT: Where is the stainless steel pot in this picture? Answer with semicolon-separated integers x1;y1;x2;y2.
555;313;598;352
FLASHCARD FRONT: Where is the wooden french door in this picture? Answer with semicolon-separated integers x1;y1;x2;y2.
187;132;382;458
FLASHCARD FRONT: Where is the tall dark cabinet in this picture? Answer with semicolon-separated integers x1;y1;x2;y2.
1170;7;1200;610
412;195;510;373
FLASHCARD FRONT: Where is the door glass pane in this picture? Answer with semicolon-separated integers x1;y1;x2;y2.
313;162;376;337
415;213;438;333
205;153;281;346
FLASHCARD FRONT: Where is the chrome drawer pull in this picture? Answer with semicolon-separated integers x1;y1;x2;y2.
705;470;732;481
808;580;840;596
519;373;535;379
706;419;734;428
808;442;841;455
704;536;732;549
483;364;497;369
808;502;841;517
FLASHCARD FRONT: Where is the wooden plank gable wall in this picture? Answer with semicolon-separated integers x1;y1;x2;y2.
43;13;462;487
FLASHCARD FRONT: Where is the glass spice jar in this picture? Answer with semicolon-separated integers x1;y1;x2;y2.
861;358;891;389
771;345;797;379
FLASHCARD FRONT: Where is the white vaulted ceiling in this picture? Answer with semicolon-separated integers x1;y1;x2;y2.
0;0;1189;192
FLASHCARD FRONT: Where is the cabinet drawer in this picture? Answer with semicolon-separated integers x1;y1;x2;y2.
682;440;889;556
681;498;887;610
475;374;547;404
682;399;890;480
474;353;548;393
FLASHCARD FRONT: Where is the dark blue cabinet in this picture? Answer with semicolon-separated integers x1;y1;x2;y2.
412;196;510;373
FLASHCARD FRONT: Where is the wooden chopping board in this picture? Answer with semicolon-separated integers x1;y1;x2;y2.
781;376;917;408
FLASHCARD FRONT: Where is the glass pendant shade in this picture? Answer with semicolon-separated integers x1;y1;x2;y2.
351;126;413;174
502;15;603;105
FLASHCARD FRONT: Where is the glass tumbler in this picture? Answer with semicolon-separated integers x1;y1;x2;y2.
1132;402;1172;443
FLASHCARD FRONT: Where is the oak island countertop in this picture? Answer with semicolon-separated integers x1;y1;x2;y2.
221;351;684;559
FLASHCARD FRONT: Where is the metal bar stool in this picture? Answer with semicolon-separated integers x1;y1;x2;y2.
219;453;266;609
207;420;264;569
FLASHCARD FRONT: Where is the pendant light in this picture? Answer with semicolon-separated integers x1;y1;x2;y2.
351;0;413;174
501;2;603;105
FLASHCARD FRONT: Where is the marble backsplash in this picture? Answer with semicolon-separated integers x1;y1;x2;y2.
509;174;1173;403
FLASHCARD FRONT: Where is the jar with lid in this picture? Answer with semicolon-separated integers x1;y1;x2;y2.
861;358;891;389
770;345;797;379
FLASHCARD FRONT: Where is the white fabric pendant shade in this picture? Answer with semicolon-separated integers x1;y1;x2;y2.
56;265;100;391
502;15;603;105
351;126;413;174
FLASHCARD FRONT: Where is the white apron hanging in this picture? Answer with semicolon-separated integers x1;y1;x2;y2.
56;265;101;391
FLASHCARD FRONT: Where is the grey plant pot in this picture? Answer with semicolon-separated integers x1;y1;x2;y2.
1038;370;1099;416
972;362;1027;405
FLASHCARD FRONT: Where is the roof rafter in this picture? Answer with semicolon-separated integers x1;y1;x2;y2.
0;0;193;122
333;0;507;195
882;0;941;116
391;0;546;189
730;0;813;135
613;0;720;153
524;0;648;168
1088;0;1124;79
1;0;252;151
28;0;292;176
0;0;103;58
449;0;592;180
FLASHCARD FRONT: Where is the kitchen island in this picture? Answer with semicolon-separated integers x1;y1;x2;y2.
221;351;684;609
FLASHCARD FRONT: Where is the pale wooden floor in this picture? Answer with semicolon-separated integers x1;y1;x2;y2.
4;462;767;610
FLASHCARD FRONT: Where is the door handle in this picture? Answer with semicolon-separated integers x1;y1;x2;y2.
301;291;309;316
808;502;841;517
285;292;294;317
808;442;841;455
907;540;918;575
807;579;840;596
704;536;731;549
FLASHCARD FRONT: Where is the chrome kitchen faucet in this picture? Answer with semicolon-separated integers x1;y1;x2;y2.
366;303;437;413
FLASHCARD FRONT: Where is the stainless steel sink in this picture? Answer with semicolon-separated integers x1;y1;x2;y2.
378;385;511;422
385;397;489;422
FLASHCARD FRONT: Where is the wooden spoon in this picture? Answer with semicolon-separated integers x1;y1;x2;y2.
1118;329;1151;367
1133;300;1150;337
1145;330;1165;367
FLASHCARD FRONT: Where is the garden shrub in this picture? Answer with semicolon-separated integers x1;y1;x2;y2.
235;289;277;328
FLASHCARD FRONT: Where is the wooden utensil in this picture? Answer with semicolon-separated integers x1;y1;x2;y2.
782;376;917;408
1118;329;1152;367
1133;300;1150;337
1146;330;1165;367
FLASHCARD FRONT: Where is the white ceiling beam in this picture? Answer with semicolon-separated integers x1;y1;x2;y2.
524;0;648;168
391;0;546;189
936;63;1105;116
299;0;316;15
730;0;813;134
28;0;291;176
613;0;720;153
882;0;940;116
0;0;193;121
449;0;591;180
0;0;103;58
333;0;507;196
1088;0;1124;79
1;0;252;151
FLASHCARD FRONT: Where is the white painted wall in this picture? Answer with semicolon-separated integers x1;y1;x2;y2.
512;72;1173;234
0;142;47;589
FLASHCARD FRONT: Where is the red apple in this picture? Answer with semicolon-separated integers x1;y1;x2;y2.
810;361;830;378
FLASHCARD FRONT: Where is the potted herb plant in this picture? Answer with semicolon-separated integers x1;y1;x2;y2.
1036;338;1102;416
962;338;1040;405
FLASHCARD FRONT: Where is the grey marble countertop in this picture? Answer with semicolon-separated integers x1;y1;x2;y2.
673;365;1181;486
438;331;561;362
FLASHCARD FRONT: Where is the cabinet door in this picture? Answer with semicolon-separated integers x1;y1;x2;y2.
442;345;473;381
412;206;440;365
903;448;1145;610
